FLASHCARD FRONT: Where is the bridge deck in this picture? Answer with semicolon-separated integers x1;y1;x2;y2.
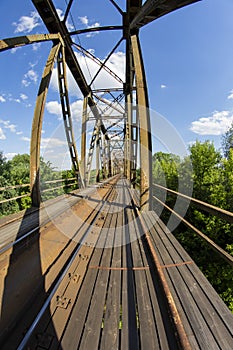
0;178;232;349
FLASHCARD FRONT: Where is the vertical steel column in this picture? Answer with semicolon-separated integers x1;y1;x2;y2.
125;92;133;181
57;47;84;188
131;33;152;210
131;103;138;186
96;123;100;183
86;120;98;184
81;96;88;186
108;140;112;177
100;133;106;179
30;42;61;207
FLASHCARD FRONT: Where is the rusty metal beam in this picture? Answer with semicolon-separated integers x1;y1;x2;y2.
69;26;123;36
81;97;88;186
0;33;60;52
130;0;201;31
131;33;152;210
30;42;61;207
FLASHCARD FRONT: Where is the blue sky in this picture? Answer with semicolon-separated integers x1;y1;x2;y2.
0;0;233;169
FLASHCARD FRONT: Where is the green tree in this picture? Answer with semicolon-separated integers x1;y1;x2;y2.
222;122;233;159
152;152;181;190
189;140;224;205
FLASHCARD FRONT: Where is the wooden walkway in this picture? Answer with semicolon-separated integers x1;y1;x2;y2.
1;178;232;349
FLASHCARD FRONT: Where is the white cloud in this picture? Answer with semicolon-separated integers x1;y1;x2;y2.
190;110;233;135
22;68;38;86
0;119;17;133
46;99;83;121
41;137;67;149
32;43;41;51
11;47;21;54
70;100;84;120
21;134;67;151
13;11;41;33
160;84;167;89
0;128;6;140
78;15;100;37
20;93;28;100
8;96;21;103
46;101;62;119
21;136;31;142
105;51;125;81
5;152;17;160
227;89;233;100
79;16;89;26
0;96;6;103
16;131;23;135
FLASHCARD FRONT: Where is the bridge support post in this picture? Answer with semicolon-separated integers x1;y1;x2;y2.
108;140;112;177
96;121;100;183
81;97;88;186
125;92;132;182
131;33;152;210
30;42;61;207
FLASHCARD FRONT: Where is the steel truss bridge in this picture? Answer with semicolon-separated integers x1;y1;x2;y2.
0;1;233;349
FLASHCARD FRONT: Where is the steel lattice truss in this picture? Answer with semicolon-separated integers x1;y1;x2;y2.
0;0;201;210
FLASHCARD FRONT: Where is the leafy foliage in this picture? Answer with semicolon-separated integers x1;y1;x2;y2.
222;122;233;159
0;153;78;217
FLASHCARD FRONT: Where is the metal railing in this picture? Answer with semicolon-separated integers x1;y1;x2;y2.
0;177;78;205
152;183;233;267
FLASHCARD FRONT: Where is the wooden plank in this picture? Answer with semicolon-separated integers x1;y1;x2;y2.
60;213;113;349
120;180;139;350
60;180;120;349
126;204;160;350
78;212;117;348
99;183;123;349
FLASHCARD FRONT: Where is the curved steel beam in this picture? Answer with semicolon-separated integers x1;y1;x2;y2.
131;33;152;210
81;97;88;185
130;0;201;31
30;41;62;207
69;26;123;36
0;33;60;52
